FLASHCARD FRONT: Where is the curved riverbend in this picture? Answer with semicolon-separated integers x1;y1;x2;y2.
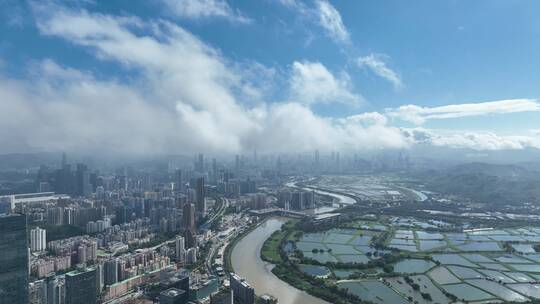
231;217;329;304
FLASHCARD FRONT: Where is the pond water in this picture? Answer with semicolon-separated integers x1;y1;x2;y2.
505;272;535;282
393;259;436;274
466;279;529;302
428;266;461;284
511;264;540;273
461;253;494;263
418;240;448;251
388;275;450;304
507;283;540;298
477;269;514;282
325;244;359;255
296;241;325;252
447;266;483;279
298;264;330;277
337;281;408;304
511;244;536;254
325;233;354;244
333;269;357;279
336;254;370;264
441;283;494;302
432;254;478;267
302;251;337;263
457;241;502;252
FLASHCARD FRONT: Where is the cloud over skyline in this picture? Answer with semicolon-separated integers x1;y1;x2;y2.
0;1;538;156
289;61;362;105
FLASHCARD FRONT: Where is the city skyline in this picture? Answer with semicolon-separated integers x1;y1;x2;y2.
1;0;539;155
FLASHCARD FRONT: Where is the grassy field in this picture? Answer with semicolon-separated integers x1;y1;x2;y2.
261;229;286;263
261;219;299;264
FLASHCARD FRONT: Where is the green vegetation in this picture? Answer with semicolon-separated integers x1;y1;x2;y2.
261;230;286;263
261;219;299;264
271;264;362;304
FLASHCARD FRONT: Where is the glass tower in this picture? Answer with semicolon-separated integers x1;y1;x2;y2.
0;213;29;304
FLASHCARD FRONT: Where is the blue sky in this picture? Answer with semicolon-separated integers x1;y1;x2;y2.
0;0;539;154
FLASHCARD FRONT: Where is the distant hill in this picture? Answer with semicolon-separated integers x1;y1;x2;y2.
417;162;540;205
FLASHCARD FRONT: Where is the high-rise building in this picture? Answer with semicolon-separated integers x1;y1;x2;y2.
195;177;205;214
230;273;255;304
104;258;118;286
185;248;197;264
182;203;196;233
0;213;29;304
76;163;92;197
175;236;185;262
30;226;47;252
184;229;197;249
45;274;65;304
195;153;204;173
175;169;183;192
291;191;304;210
95;263;104;293
65;267;97;304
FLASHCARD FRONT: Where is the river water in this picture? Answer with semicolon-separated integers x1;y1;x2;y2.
231;217;329;304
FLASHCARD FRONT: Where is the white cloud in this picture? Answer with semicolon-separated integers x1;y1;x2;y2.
5;3;536;155
276;0;350;45
387;99;540;125
401;128;540;151
275;0;302;9
0;4;410;155
162;0;251;23
315;0;350;44
357;54;402;89
289;61;362;105
344;112;388;126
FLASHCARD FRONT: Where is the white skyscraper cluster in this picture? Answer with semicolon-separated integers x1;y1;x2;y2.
30;227;47;252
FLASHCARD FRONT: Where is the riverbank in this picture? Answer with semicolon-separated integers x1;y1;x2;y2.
259;219;361;304
230;217;329;304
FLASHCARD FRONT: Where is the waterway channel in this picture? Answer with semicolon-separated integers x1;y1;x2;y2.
231;217;329;304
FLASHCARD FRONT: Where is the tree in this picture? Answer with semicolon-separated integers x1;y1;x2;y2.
421;292;432;301
383;264;394;273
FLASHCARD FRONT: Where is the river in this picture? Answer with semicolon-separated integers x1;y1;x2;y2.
231;217;329;304
286;181;357;213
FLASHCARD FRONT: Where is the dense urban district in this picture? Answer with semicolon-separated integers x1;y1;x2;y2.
2;152;540;304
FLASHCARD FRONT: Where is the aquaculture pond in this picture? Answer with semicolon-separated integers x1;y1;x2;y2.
337;281;409;304
283;216;540;303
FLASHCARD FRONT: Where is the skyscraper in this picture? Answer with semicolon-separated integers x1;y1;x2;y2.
175;236;185;262
184;229;197;249
195;153;204;172
30;226;47;252
76;163;92;197
104;258;118;286
175;169;183;192
195;177;205;214
182;203;195;232
65;267;97;304
0;213;29;304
